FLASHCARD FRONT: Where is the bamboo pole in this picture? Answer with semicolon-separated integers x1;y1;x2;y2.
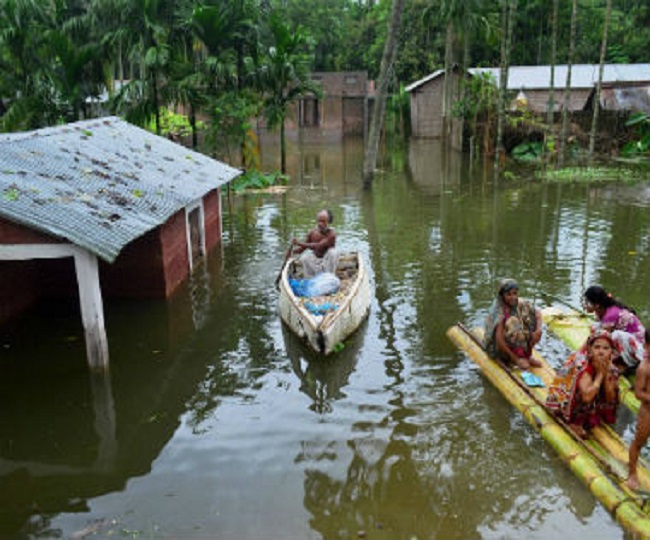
447;324;650;538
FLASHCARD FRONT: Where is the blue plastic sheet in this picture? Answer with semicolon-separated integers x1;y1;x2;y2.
304;302;338;315
289;272;340;297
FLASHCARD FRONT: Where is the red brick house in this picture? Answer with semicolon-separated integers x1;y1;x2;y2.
0;117;241;369
254;71;372;138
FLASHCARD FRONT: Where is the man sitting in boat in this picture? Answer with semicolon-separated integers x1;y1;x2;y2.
546;329;620;439
483;278;543;370
292;209;339;278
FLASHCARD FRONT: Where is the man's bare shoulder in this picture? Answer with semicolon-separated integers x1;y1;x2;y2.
638;360;650;378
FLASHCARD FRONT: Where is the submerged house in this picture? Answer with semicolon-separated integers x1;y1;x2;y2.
0;116;241;369
407;64;650;138
259;71;372;138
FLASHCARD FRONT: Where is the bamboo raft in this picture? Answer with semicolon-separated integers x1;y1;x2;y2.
542;306;639;414
447;322;650;538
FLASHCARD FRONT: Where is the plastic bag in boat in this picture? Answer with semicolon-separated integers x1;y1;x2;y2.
289;272;340;297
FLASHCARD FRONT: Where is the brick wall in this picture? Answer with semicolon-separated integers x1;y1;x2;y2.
100;227;167;298
203;189;222;253
159;210;190;297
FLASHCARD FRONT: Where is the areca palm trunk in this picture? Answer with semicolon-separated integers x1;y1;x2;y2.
442;22;455;140
559;0;578;167
546;0;559;156
280;112;286;174
589;0;612;158
363;0;405;187
494;0;515;177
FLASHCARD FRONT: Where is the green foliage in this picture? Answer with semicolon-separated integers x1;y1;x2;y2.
536;166;646;183
452;72;498;120
511;141;545;162
384;83;410;136
205;91;260;161
232;169;288;192
1;0;649;161
146;108;203;139
621;112;650;157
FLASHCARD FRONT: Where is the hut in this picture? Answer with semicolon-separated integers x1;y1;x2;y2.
0;117;241;370
586;80;650;115
404;69;464;147
407;64;650;138
471;64;650;113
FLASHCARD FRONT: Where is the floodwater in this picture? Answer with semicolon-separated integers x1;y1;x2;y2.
1;135;650;540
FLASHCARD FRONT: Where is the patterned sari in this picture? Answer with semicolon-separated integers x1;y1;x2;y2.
596;306;645;370
546;350;619;427
484;297;537;360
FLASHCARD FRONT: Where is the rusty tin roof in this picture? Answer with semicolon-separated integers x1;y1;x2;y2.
0;117;241;263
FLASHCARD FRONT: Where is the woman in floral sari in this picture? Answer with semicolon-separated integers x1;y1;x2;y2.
546;329;620;438
583;285;645;374
483;278;543;370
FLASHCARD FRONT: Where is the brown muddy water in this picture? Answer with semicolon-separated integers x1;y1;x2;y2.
1;136;650;539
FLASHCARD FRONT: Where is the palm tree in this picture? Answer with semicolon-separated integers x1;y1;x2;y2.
0;0;54;130
494;0;516;176
101;0;172;134
589;0;612;158
189;0;260;157
434;0;487;142
258;11;319;174
363;0;405;186
546;0;558;128
559;0;578;167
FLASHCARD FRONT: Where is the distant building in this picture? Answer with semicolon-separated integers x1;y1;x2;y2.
255;71;373;139
405;68;463;146
406;64;650;139
0;116;241;369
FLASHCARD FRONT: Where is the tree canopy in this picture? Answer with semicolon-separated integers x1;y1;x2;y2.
0;0;648;159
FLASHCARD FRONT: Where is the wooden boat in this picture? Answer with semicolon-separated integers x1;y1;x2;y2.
278;252;371;355
542;306;639;414
447;322;650;539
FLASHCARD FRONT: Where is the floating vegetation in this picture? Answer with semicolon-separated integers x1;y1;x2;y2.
536;166;648;184
232;169;288;192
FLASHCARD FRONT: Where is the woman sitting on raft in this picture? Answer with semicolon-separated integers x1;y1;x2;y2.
484;278;543;370
546;329;620;439
583;285;645;374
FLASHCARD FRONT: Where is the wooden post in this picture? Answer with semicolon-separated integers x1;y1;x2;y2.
89;370;117;471
73;249;109;371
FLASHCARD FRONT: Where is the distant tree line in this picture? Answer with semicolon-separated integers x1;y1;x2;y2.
1;0;648;165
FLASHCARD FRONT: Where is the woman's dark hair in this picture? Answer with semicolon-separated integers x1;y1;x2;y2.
583;285;634;313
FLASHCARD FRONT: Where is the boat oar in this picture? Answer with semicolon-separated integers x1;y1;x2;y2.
539;291;590;317
275;244;294;290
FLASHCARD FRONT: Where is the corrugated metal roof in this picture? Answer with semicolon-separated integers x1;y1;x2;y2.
404;69;445;93
406;64;650;92
471;64;650;90
0;117;241;263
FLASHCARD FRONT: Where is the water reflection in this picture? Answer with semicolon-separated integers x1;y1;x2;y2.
0;250;231;538
283;320;365;414
1;135;647;538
